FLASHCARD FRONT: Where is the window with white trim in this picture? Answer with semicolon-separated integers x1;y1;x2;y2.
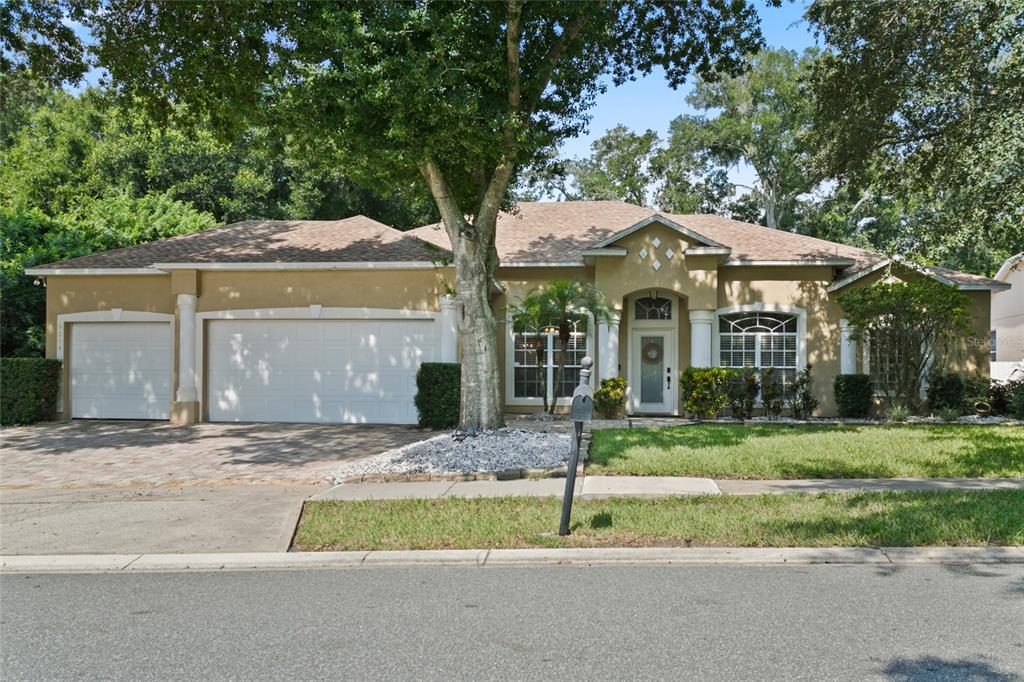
718;312;798;396
511;322;588;399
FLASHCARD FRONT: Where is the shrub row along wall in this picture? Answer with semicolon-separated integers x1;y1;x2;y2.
1;358;62;425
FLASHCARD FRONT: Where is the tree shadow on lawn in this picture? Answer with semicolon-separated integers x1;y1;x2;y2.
591;424;1024;479
590;423;861;468
768;491;1024;547
913;427;1024;478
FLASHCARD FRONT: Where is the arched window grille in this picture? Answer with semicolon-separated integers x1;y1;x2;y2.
718;312;798;395
635;296;672;320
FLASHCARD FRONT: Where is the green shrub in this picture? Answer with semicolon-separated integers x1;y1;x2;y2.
962;375;992;414
991;379;1024;417
414;362;460;429
593;377;627;418
834;374;873;418
788;365;820;420
927;373;965;414
680;367;731;419
725;368;759;420
0;357;62;425
887;403;910;422
938;407;961;423
759;367;785;420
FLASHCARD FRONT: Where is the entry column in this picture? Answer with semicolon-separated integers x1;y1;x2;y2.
598;315;620;381
689;310;715;368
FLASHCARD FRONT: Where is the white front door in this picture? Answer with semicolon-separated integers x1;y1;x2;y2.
630;329;676;414
205;318;437;424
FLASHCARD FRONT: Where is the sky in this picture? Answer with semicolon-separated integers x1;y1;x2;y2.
558;0;819;190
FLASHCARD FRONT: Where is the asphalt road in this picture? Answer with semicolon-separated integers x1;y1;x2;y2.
3;564;1023;681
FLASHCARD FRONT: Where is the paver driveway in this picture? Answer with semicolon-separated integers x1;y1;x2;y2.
0;420;431;488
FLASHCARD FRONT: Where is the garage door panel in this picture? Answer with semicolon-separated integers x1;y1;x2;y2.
70;322;171;420
207;318;436;424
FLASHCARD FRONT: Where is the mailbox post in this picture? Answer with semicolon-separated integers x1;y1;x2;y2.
559;356;593;536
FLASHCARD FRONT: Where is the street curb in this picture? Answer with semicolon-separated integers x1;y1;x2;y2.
2;546;1022;573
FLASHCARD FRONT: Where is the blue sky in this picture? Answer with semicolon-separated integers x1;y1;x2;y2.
559;0;818;190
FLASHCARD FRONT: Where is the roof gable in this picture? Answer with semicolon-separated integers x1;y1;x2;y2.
588;215;725;250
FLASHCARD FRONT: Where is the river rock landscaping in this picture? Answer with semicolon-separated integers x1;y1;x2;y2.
333;428;572;482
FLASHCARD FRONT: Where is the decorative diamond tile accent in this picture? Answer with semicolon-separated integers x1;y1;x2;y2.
639;247;648;260
665;248;675;259
652;259;662;271
652;237;662;248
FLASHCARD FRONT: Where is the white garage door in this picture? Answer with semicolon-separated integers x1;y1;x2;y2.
206;318;437;424
70;322;173;419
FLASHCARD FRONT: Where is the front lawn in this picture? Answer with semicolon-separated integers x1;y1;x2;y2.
293;491;1024;550
587;424;1024;479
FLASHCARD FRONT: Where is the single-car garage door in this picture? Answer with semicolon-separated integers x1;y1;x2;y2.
206;318;437;424
70;322;173;419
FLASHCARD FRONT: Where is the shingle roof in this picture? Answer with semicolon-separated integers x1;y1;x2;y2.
409;201;880;265
29;201;1002;288
31;216;447;269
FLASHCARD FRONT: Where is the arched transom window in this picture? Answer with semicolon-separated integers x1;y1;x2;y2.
635;296;672;320
719;312;798;394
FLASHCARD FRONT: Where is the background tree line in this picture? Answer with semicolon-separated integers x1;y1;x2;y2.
0;73;438;356
519;31;1023;278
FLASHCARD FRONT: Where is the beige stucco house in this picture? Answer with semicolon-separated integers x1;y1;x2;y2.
991;252;1024;381
26;201;1007;424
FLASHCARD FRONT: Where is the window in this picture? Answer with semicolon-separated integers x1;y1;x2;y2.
635;296;672;320
511;322;589;400
868;339;902;395
718;312;798;396
991;330;998;362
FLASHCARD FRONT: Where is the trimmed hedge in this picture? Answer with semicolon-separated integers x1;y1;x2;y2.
834;373;873;418
414;362;460;429
1;357;62;425
927;373;965;414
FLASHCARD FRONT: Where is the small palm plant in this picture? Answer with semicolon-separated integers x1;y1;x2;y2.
517;279;614;414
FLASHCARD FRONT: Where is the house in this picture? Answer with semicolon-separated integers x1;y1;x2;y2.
25;201;1008;425
991;252;1024;382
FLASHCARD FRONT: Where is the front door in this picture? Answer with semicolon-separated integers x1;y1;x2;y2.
630;330;676;414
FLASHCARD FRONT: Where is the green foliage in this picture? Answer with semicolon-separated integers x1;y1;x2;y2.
566;125;660;206
0;197;216;356
759;367;784;420
838;274;971;411
594;377;628;419
661;48;818;228
990;379;1024;418
680;367;731;420
887;404;910;423
725;368;759;420
938;407;961;423
806;0;1024;276
834;374;873;419
414;363;461;430
788;365;820;420
927;373;965;415
517;279;612;414
0;357;61;425
962;376;992;414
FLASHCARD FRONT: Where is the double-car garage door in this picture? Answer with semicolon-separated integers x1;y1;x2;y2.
68;317;436;424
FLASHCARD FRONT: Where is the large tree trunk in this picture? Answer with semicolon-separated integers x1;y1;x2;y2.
451;229;504;431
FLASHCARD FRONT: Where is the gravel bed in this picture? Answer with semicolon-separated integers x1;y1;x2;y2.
333;428;572;480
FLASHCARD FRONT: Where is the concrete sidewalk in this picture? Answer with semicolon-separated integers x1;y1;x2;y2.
311;476;1024;501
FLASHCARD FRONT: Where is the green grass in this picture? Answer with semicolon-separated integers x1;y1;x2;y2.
293;491;1024;550
587;424;1024;479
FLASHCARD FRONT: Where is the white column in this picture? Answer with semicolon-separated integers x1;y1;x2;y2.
439;295;457;363
176;293;198;402
839;318;857;375
598;319;619;381
689;310;715;368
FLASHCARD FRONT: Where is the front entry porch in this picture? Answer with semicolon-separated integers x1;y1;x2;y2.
597;290;716;417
